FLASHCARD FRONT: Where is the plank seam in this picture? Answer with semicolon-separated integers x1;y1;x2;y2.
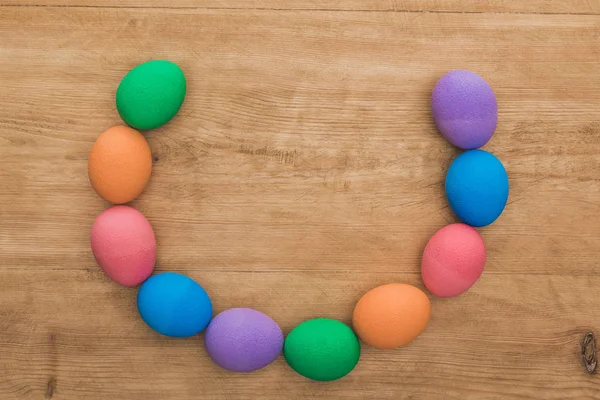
0;4;599;16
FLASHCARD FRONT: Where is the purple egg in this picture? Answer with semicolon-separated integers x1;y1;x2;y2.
204;308;283;372
431;70;498;149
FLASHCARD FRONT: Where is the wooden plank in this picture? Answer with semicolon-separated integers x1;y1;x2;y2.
1;1;600;14
1;6;600;399
1;269;599;399
1;8;599;276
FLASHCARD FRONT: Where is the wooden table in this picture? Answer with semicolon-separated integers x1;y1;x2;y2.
1;1;600;399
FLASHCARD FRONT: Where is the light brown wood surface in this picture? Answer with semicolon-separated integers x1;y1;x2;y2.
1;3;600;400
3;1;600;14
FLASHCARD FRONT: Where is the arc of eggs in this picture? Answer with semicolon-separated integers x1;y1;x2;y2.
88;62;508;380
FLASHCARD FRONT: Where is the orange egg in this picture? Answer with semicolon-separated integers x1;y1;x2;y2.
352;283;430;349
88;126;152;204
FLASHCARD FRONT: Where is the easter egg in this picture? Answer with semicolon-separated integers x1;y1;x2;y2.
432;70;498;149
352;284;430;349
445;149;509;227
88;125;152;204
116;60;186;130
91;206;155;287
421;224;486;297
284;318;360;381
205;308;283;372
137;272;212;338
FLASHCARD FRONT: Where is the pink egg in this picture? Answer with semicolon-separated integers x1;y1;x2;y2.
421;223;486;297
91;206;156;287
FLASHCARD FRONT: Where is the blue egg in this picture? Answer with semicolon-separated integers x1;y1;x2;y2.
445;150;509;227
137;272;213;338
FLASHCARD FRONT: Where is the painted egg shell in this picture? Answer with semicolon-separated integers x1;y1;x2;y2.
432;70;498;149
421;224;486;297
284;318;360;381
352;284;430;349
88;125;152;204
116;60;186;130
205;308;283;372
137;272;212;338
445;149;509;227
91;205;155;287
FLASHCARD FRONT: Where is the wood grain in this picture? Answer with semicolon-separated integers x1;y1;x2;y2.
1;0;600;14
1;269;599;399
1;4;600;400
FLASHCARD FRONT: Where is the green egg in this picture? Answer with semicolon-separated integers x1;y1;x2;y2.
116;60;186;130
284;318;361;381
